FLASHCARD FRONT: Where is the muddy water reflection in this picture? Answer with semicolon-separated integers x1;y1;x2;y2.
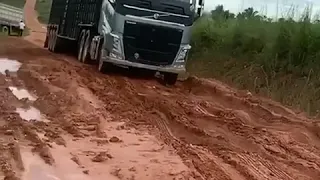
9;86;37;101
22;149;90;180
16;107;47;122
22;150;61;180
0;58;21;74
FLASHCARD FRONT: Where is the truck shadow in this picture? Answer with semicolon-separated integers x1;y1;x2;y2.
91;63;165;84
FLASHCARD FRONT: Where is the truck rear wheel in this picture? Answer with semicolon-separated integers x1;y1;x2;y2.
51;29;58;52
81;30;91;64
163;72;178;85
1;26;9;35
48;29;53;51
77;30;86;62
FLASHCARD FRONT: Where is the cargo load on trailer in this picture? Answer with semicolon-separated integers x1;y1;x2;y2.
0;2;24;35
45;0;205;85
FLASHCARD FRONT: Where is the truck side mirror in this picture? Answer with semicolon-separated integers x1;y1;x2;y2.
195;0;204;21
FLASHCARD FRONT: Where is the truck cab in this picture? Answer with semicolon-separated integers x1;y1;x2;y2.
45;0;204;85
97;0;203;84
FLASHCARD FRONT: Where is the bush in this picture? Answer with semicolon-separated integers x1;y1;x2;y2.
0;0;25;8
188;6;320;115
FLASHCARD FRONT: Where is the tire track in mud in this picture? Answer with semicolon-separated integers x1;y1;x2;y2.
81;73;320;180
0;69;58;180
77;74;314;180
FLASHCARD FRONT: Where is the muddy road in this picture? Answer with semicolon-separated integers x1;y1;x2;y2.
0;0;320;179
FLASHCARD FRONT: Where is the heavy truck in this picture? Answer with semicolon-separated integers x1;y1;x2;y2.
45;0;204;85
0;2;24;35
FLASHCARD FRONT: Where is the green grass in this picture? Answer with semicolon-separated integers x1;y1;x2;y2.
189;6;320;116
35;0;52;24
0;0;25;8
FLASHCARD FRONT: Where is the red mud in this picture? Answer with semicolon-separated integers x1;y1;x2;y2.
0;0;319;179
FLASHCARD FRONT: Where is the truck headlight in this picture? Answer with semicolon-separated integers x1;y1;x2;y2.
109;33;123;59
112;37;120;50
176;48;189;63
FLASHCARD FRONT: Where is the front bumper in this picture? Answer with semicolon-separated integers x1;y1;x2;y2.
102;56;186;74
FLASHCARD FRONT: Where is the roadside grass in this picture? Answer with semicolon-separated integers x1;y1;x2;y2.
0;0;25;8
35;0;52;24
189;7;320;116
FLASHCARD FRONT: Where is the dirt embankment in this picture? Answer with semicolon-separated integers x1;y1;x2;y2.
0;0;319;179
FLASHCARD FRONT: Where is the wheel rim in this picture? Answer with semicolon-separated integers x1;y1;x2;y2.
2;26;9;35
78;34;85;61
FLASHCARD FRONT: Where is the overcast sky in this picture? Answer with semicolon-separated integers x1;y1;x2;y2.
204;0;320;18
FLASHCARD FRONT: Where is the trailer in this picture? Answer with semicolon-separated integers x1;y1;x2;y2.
45;0;205;85
0;2;24;35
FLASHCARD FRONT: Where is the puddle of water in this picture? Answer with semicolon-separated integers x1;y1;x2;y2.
21;148;91;180
21;150;60;180
0;58;22;75
9;86;37;101
16;107;47;122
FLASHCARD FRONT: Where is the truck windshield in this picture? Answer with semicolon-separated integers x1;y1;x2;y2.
115;0;195;26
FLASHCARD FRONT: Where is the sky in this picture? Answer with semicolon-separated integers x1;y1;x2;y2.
204;0;320;18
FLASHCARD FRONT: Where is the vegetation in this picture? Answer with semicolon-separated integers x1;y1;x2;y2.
189;5;320;115
35;0;52;24
0;0;25;8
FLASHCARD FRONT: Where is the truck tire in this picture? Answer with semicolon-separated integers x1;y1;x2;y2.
163;72;178;85
97;38;109;73
77;30;86;62
48;29;53;51
81;30;91;64
51;29;58;52
2;26;9;35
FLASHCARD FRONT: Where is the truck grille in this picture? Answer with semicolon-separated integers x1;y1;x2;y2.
123;21;182;66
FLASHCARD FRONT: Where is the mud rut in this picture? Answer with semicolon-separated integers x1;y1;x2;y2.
0;1;319;180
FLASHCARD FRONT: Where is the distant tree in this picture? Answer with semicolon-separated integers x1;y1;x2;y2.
237;7;260;20
243;7;259;18
211;5;235;20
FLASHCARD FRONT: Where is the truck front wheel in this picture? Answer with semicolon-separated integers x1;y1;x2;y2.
163;72;178;85
97;38;109;73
